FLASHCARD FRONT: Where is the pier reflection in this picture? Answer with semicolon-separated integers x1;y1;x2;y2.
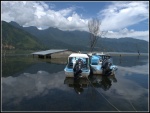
64;74;117;94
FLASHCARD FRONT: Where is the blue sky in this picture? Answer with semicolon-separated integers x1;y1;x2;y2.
1;1;149;41
46;2;110;18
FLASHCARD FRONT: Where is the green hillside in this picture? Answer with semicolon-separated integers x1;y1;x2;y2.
2;21;47;50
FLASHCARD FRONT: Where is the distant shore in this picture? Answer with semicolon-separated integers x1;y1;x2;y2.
82;51;148;56
100;52;148;56
2;49;148;57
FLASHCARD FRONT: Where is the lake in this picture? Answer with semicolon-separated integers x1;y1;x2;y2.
2;54;149;111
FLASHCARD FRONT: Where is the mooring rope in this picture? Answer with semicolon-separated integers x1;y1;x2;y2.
128;99;137;112
86;77;120;112
122;87;137;112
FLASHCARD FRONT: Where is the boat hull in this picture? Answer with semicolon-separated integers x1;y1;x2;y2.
91;65;117;75
92;69;116;75
64;67;90;78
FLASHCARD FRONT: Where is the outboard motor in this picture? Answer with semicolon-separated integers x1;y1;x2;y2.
73;59;84;78
101;58;112;76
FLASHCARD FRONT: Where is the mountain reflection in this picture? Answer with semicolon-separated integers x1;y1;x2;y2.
64;74;117;94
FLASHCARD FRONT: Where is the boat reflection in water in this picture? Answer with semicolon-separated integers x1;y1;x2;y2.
88;74;117;91
64;73;117;94
64;77;88;94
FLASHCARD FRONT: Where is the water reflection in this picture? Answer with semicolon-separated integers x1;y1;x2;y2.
2;71;66;106
2;56;67;77
64;78;88;94
117;63;148;75
2;55;148;111
113;56;148;67
89;74;117;91
64;74;118;94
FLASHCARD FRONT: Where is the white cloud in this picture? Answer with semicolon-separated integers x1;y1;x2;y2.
103;28;149;41
58;7;75;17
1;1;88;31
98;1;149;31
2;1;38;26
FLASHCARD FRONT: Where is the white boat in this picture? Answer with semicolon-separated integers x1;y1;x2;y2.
64;53;91;78
88;52;118;75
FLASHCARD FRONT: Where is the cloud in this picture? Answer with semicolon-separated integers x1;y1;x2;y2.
103;28;149;41
1;1;88;31
98;1;149;31
1;1;149;41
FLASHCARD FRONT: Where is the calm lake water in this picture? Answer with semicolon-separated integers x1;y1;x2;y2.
2;54;149;111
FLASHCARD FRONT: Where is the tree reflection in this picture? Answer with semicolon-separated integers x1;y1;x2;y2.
64;73;117;94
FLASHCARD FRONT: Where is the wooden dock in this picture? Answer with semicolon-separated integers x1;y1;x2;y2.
31;49;68;59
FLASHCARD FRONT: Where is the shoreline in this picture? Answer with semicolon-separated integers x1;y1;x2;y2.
2;52;148;58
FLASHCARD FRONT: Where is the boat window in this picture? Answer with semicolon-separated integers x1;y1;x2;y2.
69;57;87;64
91;55;101;65
91;59;99;65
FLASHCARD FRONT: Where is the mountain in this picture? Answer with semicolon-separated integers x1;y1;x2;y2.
8;21;148;53
2;21;47;50
96;37;148;52
9;21;89;51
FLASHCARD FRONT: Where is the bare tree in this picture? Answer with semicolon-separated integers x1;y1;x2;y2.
88;18;106;52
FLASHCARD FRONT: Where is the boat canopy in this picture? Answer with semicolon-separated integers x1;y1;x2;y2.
69;53;89;58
